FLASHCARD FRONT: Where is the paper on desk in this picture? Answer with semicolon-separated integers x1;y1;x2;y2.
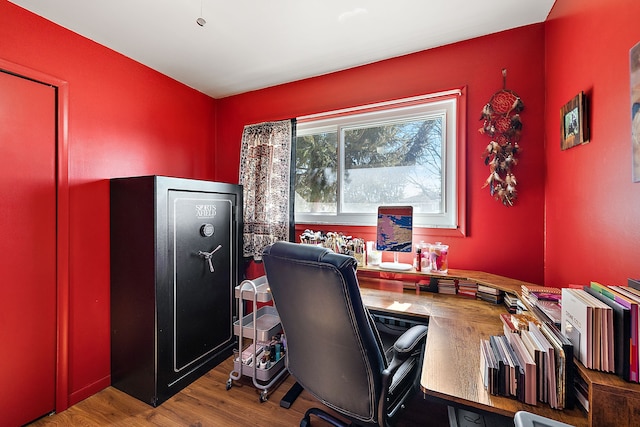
386;301;411;311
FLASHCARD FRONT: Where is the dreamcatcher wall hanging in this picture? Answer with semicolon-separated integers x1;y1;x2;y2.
479;69;524;206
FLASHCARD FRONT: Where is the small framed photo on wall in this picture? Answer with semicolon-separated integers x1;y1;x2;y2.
560;92;589;150
630;41;640;182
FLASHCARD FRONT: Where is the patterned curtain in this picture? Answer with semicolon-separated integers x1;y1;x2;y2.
239;120;293;260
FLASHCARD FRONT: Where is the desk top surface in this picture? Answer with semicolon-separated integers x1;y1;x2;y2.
357;276;588;427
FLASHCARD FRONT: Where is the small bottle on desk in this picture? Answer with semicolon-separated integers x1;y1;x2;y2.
415;247;422;271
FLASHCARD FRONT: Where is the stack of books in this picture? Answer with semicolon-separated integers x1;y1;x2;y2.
479;286;575;410
580;280;640;383
527;288;562;305
503;292;519;314
457;280;477;298
520;285;562;327
535;300;562;328
480;330;539;406
477;284;504;304
477;285;576;409
436;278;457;295
561;287;615;373
526;321;573;410
521;285;561;300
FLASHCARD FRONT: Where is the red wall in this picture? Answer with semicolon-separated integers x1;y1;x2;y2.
216;24;547;285
0;1;217;408
544;0;640;287
10;0;635;413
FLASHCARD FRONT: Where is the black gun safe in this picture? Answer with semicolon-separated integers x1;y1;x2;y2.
110;175;242;406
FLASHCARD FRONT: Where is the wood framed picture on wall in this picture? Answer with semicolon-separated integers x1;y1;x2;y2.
560;92;589;150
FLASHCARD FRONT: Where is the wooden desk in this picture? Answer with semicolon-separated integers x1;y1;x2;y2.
356;275;588;427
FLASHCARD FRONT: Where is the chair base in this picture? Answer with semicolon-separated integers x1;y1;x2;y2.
301;407;352;427
280;381;304;408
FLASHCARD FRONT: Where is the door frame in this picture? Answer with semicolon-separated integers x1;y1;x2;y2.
0;58;70;413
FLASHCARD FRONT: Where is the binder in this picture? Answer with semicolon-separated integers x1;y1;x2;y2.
499;335;520;397
574;288;615;372
486;339;499;394
521;329;546;402
480;339;498;393
529;322;555;406
584;285;631;380
561;288;593;369
506;331;537;405
490;335;508;396
591;281;639;381
540;321;575;410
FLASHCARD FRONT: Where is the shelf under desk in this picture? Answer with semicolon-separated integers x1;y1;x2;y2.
356;277;588;427
357;264;531;295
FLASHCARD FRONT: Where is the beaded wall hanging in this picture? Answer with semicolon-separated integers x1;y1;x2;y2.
479;69;524;206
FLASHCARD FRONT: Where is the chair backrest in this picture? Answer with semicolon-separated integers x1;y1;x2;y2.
262;241;387;424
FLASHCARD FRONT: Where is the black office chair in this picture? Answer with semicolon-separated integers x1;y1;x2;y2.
262;241;428;427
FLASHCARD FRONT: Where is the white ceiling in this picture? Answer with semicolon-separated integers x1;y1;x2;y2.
9;0;555;99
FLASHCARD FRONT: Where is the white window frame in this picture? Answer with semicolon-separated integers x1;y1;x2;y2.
295;89;462;230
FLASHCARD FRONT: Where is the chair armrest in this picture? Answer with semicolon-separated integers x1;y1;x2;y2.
385;324;428;374
394;324;428;356
379;324;428;422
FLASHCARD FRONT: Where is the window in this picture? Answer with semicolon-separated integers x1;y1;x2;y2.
295;89;463;229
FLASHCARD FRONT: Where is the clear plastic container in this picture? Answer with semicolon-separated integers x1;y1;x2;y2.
366;241;382;266
419;242;431;271
428;242;449;273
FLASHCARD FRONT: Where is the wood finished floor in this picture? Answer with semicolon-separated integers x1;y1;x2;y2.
29;355;450;427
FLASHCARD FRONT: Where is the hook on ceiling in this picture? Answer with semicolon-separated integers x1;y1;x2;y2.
196;0;206;26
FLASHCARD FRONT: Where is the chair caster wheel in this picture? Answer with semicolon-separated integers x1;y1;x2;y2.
225;379;232;390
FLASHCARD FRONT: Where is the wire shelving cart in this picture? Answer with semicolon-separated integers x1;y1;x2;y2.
226;276;287;402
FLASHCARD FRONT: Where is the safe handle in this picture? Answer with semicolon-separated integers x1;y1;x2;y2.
198;244;222;273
